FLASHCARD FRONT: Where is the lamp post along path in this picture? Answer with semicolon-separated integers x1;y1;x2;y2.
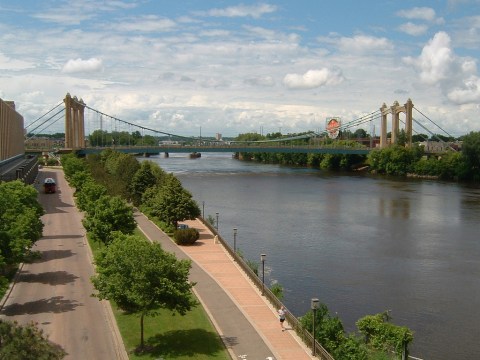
311;298;319;356
233;228;237;253
261;254;266;295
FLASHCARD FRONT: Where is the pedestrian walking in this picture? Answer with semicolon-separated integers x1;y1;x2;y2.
278;306;286;331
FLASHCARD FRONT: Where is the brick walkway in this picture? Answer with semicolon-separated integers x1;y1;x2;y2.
175;218;315;360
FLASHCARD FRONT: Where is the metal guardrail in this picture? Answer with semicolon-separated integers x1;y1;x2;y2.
198;217;335;360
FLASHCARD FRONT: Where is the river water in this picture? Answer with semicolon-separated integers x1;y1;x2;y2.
146;152;480;360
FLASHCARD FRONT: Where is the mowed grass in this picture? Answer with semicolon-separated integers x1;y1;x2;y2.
114;298;230;360
89;228;230;360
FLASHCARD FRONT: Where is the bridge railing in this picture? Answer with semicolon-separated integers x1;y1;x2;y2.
198;216;335;360
0;155;39;184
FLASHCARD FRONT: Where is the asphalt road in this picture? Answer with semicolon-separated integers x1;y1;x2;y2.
0;168;127;360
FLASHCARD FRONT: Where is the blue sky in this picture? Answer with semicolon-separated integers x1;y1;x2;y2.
1;0;479;137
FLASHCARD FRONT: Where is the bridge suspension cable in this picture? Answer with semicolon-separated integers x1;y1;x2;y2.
25;107;65;140
75;99;210;143
413;108;455;139
25;101;63;129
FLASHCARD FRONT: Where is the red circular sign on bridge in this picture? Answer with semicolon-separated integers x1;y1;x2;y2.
326;118;341;139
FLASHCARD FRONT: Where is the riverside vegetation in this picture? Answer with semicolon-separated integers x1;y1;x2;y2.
235;130;480;182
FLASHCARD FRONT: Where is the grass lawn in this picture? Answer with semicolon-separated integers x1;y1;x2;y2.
114;297;230;360
89;229;231;360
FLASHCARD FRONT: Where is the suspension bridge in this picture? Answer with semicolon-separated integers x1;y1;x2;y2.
22;93;456;157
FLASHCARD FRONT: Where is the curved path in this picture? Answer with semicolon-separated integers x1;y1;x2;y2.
0;168;127;360
136;213;315;360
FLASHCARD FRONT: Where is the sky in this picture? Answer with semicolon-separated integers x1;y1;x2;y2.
1;0;479;138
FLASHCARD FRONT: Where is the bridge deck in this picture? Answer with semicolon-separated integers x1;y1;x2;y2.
68;145;372;156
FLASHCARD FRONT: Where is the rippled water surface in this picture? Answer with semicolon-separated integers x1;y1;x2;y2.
146;153;480;360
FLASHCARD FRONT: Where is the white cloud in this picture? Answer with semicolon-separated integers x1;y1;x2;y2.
398;22;428;36
62;58;103;73
111;15;176;33
403;31;480;105
205;4;277;19
0;53;35;70
244;76;275;87
448;76;480;104
403;32;454;84
397;7;437;22
283;68;345;90
336;35;393;54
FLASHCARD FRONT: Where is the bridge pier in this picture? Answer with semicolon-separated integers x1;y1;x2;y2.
64;93;86;149
380;99;413;149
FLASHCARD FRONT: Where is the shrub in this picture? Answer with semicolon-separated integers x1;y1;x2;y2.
173;228;200;245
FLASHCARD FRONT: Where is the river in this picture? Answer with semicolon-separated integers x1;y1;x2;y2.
146;152;480;360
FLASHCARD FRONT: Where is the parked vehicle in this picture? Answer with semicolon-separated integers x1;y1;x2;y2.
43;178;56;194
177;224;189;229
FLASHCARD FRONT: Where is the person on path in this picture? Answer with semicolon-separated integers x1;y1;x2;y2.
278;306;287;331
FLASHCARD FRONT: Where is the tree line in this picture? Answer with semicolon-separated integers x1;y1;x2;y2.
236;130;480;182
61;151;201;351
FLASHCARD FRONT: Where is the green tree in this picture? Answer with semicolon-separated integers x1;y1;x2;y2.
300;303;345;353
88;129;110;147
75;180;108;213
61;154;87;180
0;319;66;359
270;283;284;300
353;128;368;138
0;181;44;268
461;131;480;181
130;161;166;206
82;195;136;244
141;174;200;228
91;234;198;349
235;132;266;142
356;312;413;357
368;145;421;176
68;170;93;194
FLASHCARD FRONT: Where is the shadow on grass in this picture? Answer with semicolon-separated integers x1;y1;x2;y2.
136;328;226;358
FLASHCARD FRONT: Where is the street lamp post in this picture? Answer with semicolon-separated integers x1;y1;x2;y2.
261;254;266;295
202;201;205;218
215;212;219;230
311;298;319;356
233;228;237;253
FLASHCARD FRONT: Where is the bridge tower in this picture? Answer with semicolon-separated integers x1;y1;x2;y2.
64;93;86;149
380;99;413;148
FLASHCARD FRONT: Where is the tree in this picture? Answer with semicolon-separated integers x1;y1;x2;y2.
141;174;200;228
75;180;108;213
353;128;367;138
82;195;136;244
130;161;166;206
0;181;44;268
300;302;367;359
356;311;413;357
300;303;345;353
0;319;66;359
61;154;87;180
91;234;198;349
461;131;480;181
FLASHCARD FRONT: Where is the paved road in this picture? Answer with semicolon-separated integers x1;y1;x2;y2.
0;168;127;360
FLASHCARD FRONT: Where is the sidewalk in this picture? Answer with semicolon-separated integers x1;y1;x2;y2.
135;212;315;360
